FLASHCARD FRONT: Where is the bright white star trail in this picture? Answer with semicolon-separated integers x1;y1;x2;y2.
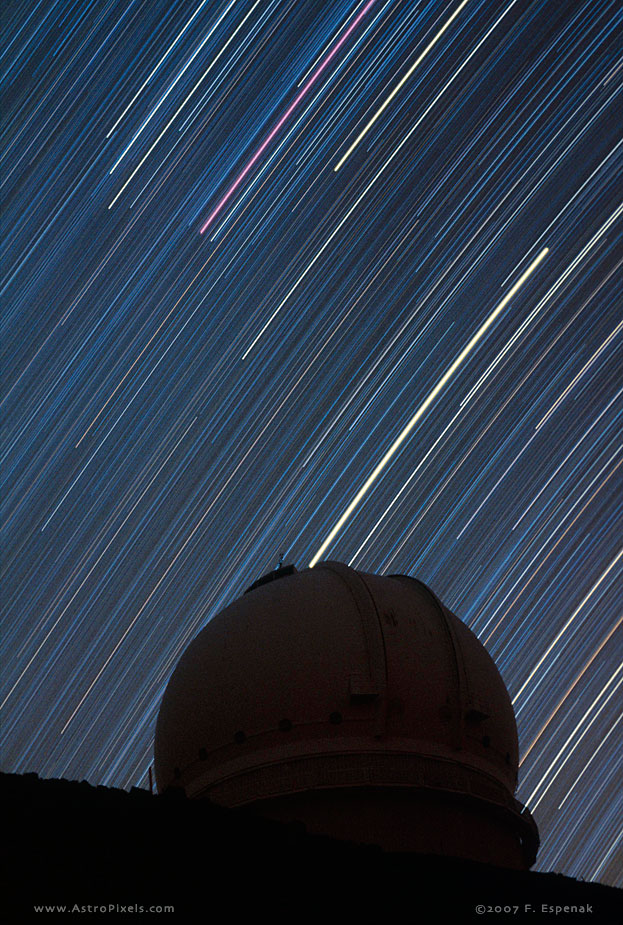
334;0;471;171
1;0;621;891
309;246;550;567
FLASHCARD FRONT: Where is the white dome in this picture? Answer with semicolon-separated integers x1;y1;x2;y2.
154;562;538;867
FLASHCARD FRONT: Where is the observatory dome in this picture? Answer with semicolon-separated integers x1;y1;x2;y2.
154;561;538;867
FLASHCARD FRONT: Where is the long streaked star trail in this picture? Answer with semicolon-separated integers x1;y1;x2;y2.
309;245;550;567
199;0;377;233
1;0;621;890
334;0;471;171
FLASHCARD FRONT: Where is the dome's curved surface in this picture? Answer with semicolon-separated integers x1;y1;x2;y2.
154;561;538;867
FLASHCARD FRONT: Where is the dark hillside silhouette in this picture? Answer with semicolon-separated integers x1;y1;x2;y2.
2;773;620;922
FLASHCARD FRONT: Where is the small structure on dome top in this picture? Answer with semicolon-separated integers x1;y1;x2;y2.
154;561;539;869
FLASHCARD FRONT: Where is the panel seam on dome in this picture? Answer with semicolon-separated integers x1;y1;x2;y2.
318;562;388;738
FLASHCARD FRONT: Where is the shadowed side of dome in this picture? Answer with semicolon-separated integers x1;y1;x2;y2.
154;562;538;868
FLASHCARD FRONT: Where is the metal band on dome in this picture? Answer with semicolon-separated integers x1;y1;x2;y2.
388;574;469;749
317;561;388;738
189;749;539;868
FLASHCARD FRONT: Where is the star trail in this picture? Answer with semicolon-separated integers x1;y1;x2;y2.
1;0;621;890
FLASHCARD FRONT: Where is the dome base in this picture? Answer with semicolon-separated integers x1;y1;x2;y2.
238;786;536;869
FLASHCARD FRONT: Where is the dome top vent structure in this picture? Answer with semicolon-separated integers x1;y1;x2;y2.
154;561;538;867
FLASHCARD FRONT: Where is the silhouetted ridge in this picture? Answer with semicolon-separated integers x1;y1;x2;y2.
2;773;620;922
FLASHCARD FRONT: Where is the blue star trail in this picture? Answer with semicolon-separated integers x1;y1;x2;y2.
1;0;621;888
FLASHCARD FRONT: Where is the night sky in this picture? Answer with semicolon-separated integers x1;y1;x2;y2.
1;0;621;888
